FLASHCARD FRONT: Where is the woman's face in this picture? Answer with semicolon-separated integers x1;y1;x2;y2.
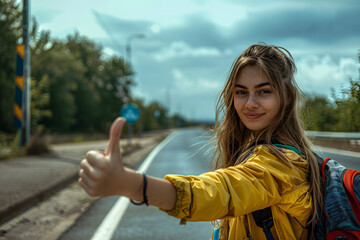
233;65;280;131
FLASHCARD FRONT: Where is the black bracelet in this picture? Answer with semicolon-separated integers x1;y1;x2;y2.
130;173;149;206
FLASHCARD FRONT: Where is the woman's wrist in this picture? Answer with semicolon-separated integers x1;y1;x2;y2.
130;173;149;206
118;168;144;201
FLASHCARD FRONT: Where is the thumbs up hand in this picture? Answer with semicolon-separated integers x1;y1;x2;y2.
78;117;127;197
79;117;177;209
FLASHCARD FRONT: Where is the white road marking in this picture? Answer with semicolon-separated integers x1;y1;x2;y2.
91;131;177;240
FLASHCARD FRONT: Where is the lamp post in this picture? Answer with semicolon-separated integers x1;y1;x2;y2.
125;33;145;65
124;33;145;144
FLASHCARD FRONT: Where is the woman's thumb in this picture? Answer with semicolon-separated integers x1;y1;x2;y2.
105;117;126;157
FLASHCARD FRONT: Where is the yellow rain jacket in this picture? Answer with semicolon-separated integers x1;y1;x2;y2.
160;145;312;239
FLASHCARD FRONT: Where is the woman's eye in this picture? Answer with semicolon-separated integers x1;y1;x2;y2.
259;89;271;94
236;90;247;95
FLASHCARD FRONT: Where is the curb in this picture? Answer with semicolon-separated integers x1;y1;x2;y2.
0;171;79;225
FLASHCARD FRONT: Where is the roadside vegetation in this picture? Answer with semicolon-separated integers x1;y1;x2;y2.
304;70;360;132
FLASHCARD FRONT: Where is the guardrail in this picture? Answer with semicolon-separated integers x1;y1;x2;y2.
306;131;360;152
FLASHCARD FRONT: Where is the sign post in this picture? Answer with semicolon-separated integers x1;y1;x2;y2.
14;0;31;147
14;45;24;146
120;103;140;145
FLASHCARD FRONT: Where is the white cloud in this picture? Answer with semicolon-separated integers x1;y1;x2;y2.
198;78;222;90
150;24;161;33
102;47;117;57
155;41;221;61
173;68;222;93
296;54;358;96
170;68;218;121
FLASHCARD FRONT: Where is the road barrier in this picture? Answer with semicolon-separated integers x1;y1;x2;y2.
306;131;360;152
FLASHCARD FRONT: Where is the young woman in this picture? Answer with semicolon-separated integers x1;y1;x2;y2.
78;44;321;239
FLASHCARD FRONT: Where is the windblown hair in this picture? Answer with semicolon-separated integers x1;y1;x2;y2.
211;44;322;236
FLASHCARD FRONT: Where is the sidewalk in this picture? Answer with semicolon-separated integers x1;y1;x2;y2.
0;133;167;225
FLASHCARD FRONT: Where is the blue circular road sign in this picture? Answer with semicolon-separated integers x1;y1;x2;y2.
120;103;140;124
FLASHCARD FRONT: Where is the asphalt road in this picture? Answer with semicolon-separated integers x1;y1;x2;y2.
60;129;360;240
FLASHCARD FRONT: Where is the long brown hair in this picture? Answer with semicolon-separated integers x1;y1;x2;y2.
211;44;322;234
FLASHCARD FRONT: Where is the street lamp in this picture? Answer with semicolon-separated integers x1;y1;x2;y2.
123;33;145;102
124;33;145;145
125;33;145;64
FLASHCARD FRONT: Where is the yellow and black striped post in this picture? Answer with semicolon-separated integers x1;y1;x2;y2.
14;44;24;129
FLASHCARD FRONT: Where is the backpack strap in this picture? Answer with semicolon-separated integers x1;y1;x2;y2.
252;207;275;240
343;169;360;225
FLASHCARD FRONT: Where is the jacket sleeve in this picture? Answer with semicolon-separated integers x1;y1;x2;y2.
159;146;298;221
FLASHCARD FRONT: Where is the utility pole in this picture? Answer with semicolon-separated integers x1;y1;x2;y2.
22;0;31;145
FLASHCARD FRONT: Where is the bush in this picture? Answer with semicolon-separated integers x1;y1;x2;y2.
26;133;51;155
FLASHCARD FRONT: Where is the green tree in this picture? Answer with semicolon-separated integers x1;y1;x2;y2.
140;101;168;131
303;95;338;131
30;75;51;133
304;50;360;132
97;55;133;132
30;24;133;133
171;113;189;128
334;79;360;131
65;33;133;133
332;50;360;132
65;32;102;132
31;24;86;132
0;0;22;133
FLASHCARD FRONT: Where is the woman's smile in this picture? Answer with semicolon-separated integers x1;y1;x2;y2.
242;112;265;119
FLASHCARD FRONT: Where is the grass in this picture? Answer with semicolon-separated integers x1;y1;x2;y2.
0;146;26;161
72;137;85;143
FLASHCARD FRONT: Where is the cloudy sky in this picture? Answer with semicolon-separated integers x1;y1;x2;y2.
32;0;360;122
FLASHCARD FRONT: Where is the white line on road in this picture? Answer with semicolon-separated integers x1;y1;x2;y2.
91;131;177;240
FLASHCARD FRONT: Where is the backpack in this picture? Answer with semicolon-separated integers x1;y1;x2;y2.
253;144;360;240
